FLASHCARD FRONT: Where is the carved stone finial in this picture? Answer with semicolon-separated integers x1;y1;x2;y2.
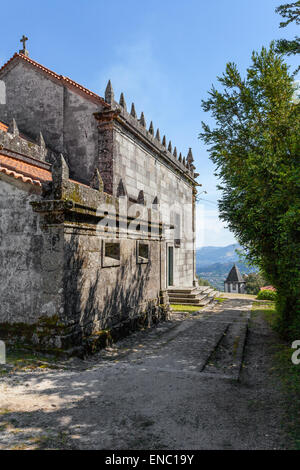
162;135;166;147
130;103;137;118
19;34;29;57
37;132;47;161
119;92;127;111
183;157;186;166
155;128;160;142
90;168;104;192
117;178;127;197
149;121;154;135
178;152;182;163
8;118;19;136
139;112;146;128
52;154;69;197
137;190;145;205
105;80;114;104
38;131;46;148
173;147;177;159
187;147;194;163
168;141;172;153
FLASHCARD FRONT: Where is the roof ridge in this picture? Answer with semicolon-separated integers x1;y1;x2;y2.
0;53;109;108
225;263;244;283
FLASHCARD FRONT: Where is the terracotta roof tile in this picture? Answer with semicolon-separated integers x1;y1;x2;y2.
0;153;91;190
0;121;8;132
0;53;109;108
0;166;42;187
0;153;51;187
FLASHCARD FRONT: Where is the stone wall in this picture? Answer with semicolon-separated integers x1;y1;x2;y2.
0;61;64;154
0;178;43;324
0;60;103;184
0;176;67;350
62;228;168;354
94;106;196;288
113;128;194;287
0;172;169;355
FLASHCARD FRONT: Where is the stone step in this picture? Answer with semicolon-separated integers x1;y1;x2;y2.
204;288;215;295
199;298;214;306
169;298;207;306
168;287;198;295
197;286;212;293
168;292;206;300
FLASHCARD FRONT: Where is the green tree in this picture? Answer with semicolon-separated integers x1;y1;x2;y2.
275;2;300;67
197;275;214;288
199;44;300;339
244;272;268;295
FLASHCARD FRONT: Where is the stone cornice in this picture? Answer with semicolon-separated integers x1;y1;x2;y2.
94;106;198;187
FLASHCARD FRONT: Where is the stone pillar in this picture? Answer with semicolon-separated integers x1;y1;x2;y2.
94;109;120;195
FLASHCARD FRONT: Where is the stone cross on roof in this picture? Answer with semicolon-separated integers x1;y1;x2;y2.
19;35;29;57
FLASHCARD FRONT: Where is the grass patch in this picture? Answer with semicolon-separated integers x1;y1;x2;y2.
252;301;277;323
215;297;227;303
252;301;300;449
0;348;60;372
170;304;202;312
271;344;300;449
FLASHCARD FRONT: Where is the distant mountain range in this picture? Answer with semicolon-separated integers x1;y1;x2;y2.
196;244;255;291
196;243;241;267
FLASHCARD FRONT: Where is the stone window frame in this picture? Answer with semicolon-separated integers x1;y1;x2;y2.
102;240;121;268
136;240;150;264
174;212;181;248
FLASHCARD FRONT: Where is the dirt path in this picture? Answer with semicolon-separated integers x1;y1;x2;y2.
0;299;288;450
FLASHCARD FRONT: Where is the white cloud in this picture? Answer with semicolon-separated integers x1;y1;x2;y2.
196;204;236;247
95;40;173;122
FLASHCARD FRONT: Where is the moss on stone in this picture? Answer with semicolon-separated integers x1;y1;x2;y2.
65;184;84;205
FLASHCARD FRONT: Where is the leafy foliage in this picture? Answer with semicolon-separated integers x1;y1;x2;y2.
244;272;268;295
257;290;277;301
254;300;300;449
276;2;300;28
197;276;214;288
200;44;300;339
275;2;300;70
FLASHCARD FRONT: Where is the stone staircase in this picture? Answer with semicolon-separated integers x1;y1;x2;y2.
168;285;219;307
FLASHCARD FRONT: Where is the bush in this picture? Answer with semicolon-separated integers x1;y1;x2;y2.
256;290;277;301
197;276;214;288
245;272;267;295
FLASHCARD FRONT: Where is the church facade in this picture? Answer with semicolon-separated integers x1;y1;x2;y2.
0;45;199;355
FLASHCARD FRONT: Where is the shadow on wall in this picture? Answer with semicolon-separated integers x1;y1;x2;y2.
63;234;153;341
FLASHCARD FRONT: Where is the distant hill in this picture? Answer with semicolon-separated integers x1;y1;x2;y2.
196;244;255;291
196;244;241;267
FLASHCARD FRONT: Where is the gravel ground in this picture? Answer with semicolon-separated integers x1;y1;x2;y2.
0;299;289;450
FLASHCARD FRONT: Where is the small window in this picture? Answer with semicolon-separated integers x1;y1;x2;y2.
174;213;181;247
137;241;149;264
102;241;120;267
105;242;120;261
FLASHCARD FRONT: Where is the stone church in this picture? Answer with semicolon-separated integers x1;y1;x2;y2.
0;40;199;355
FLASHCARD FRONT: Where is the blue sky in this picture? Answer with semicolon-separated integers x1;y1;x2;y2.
0;0;298;247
